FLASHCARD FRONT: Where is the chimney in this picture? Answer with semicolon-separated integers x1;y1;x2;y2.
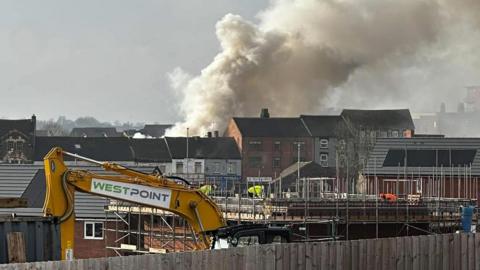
207;132;212;138
260;108;270;118
214;130;219;137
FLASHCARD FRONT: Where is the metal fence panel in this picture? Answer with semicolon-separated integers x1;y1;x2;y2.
0;217;60;264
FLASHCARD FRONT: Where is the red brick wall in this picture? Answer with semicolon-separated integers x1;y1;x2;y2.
241;137;314;180
74;220;120;259
223;119;314;181
365;176;480;200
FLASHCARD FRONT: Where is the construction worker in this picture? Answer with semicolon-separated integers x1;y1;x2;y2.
248;185;264;198
200;184;214;196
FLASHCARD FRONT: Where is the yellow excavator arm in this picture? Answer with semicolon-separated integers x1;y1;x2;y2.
42;147;226;260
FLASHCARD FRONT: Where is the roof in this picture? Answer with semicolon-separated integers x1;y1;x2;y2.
0;165;38;197
231;117;310;137
141;124;172;138
363;137;480;176
0;164;158;218
300;115;342;137
34;136;134;161
70;127;122;137
164;137;241;159
0;118;35;138
35;130;49;136
130;139;171;163
341;109;415;130
271;161;337;190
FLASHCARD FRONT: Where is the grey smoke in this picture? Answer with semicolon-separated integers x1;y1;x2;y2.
166;0;480;136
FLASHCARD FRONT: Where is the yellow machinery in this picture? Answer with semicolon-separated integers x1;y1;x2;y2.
42;147;225;259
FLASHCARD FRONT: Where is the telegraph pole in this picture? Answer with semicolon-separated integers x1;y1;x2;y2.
297;143;300;194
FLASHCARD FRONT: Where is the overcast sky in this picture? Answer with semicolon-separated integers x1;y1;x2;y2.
0;1;268;123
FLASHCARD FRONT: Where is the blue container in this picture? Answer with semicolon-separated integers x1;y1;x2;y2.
0;216;60;263
461;206;475;232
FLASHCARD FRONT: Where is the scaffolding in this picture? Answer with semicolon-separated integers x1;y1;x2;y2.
102;166;478;255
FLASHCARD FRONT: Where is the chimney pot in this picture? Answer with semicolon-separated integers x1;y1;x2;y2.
207;132;212;138
260;108;270;118
214;131;219;137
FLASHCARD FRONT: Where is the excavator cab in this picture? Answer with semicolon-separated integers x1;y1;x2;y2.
211;224;291;249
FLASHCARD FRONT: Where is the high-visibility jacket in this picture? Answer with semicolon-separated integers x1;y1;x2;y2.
200;185;213;195
248;185;264;197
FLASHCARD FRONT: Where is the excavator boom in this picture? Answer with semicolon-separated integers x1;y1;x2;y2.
42;147;226;259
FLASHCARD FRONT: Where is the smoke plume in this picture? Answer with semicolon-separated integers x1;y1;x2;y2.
166;0;480;136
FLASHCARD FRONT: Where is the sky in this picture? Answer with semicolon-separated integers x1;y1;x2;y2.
2;0;479;128
0;0;268;123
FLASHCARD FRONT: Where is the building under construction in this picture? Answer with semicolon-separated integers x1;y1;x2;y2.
100;137;480;254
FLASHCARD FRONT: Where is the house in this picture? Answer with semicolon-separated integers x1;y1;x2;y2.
224;110;314;183
340;109;415;139
130;138;172;173
70;127;123;138
0;115;36;164
362;137;480;200
300;115;342;168
0;162;164;259
34;136;134;164
334;109;416;189
164;136;241;188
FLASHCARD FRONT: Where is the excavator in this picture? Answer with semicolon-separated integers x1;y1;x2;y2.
42;147;290;260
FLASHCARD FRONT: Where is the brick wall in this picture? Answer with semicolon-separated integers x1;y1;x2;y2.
74;220;120;259
241;137;314;180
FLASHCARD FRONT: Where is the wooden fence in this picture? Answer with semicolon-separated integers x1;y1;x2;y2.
1;233;480;270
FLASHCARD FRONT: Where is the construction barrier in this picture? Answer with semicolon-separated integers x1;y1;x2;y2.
1;232;479;270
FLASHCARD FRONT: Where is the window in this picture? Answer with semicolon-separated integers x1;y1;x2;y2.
273;141;281;152
320;153;328;167
227;162;236;174
176;162;184;173
213;162;221;174
194;162;202;173
248;157;262;168
249;141;262;151
338;139;346;149
292;141;305;152
7;141;14;151
15;141;23;151
273;157;281;168
84;221;103;239
392;130;399;137
319;139;328;149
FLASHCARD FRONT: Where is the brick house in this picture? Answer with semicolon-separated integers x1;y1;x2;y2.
30;136;172;258
0;115;36;164
362;137;480;200
163;136;241;189
300;115;342;168
224;112;313;183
